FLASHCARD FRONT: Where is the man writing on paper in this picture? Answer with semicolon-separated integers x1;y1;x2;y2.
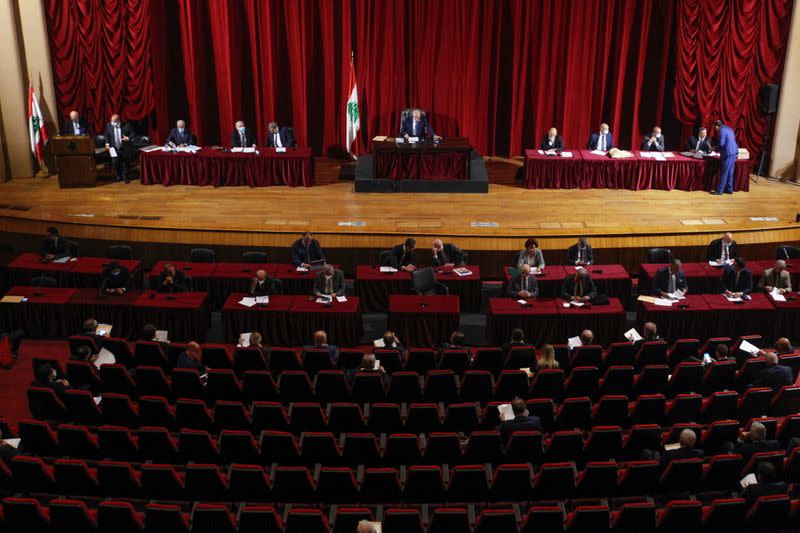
313;264;345;298
565;237;594;266
653;259;688;298
686;127;713;153
104;113;135;183
231;120;257;148
386;238;417;271
759;260;792;294
641;126;665;151
291;232;325;268
250;269;281;296
540;127;564;152
40;227;70;262
560;270;598;303
266;122;296;148
508;264;540;299
587;123;614;151
102;260;131;295
165;120;196;147
712;119;738;195
720;257;753;298
399;109;441;141
62;110;87;135
707;232;737;263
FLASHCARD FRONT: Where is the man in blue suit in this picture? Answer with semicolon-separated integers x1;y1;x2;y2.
399;109;441;140
62;110;88;135
587;123;614;151
266;122;296;148
712;120;738;195
165;120;196;147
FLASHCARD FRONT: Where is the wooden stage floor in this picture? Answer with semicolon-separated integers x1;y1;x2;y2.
0;157;798;254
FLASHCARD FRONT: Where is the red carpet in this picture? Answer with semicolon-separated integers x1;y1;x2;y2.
0;339;70;431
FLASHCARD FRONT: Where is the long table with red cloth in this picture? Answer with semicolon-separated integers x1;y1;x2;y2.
0;287;208;340
139;147;314;187
355;265;482;312
8;253;143;288
387;295;460;348
503;266;566;299
487;297;626;347
524;149;751;191
503;265;632;301
373;138;472;180
772;292;800;343
220;294;361;346
638;261;776;295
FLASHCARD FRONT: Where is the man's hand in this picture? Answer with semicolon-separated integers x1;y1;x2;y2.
44;253;54;262
121;136;130;142
402;264;416;272
444;263;455;267
581;296;591;302
301;263;310;269
518;290;531;299
434;135;442;141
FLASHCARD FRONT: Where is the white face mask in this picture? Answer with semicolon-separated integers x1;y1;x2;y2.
112;121;119;127
600;130;608;135
654;133;661;138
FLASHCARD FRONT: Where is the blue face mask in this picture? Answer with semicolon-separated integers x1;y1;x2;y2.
238;127;245;133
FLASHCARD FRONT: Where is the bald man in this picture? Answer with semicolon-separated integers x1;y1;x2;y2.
587;123;614;151
104;113;135;183
62;110;87;135
175;341;206;373
166;120;196;147
540;127;564;152
641;126;665;151
250;269;281;296
231;120;257;147
313;265;345;297
707;232;737;263
431;239;466;267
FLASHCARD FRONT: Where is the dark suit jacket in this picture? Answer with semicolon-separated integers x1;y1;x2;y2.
62;118;88;135
386;244;415;269
102;266;131;290
175;352;206;373
432;243;465;267
633;335;662;352
499;415;542;445
734;439;782;462
686;136;713;153
587;132;614;150
660;446;704;468
754;364;794;392
500;341;533;357
303;344;339;366
743;481;789;507
652;267;688;295
103;122;135;148
265;127;296;148
539;134;564;151
165;128;196;146
313;270;345;296
291;239;325;266
155;270;189;293
560;274;598;301
508;273;539;298
399;115;436;138
41;236;70;259
231;127;257;147
720;266;753;294
250;277;280;296
706;238;738;262
640;135;665;151
565;244;594;265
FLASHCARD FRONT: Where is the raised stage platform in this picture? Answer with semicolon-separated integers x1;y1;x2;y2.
353;151;489;193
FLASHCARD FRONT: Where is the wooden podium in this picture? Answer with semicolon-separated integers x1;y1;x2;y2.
51;135;96;187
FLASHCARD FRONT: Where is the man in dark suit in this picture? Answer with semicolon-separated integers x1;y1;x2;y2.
305;330;339;366
565;237;594;266
500;329;533;358
742;462;789;507
231;120;257;147
313;265;345;298
721;257;753;297
175;341;206;373
40;226;70;261
140;323;170;352
641;126;665;151
633;322;662;351
250;269;281;296
540;128;564;151
165;120;196;147
706;232;737;263
659;428;704;468
685;127;713;153
384;238;417;271
498;397;542;446
399;109;441;140
759;260;792;294
347;353;388;386
155;263;189;293
104;113;136;183
508;264;539;298
560;270;598;303
440;330;467;351
31;363;72;399
291;232;326;267
265;122;296;148
734;422;782;463
431;239;465;267
80;318;107;351
587;123;614;151
652;259;688;297
102;260;131;295
754;353;793;392
62;110;88;135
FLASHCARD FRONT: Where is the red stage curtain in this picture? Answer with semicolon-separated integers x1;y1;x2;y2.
44;0;793;156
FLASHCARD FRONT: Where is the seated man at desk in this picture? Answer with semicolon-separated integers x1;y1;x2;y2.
165;119;196;147
291;232;326;268
40;226;70;262
155;263;190;293
720;257;753;298
759;260;792;294
102;260;131;295
587;123;614;151
431;239;465;267
266;121;296;148
641;126;665;151
250;269;281;296
707;232;737;263
560;269;598;303
686;127;713;153
508;264;539;299
313;264;345;298
385;238;417;272
399;109;442;141
565;237;594;266
540;127;564;151
653;259;688;297
231;120;257;148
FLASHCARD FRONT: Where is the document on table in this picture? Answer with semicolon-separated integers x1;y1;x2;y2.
624;328;643;342
771;288;787;302
109;147;118;158
667;292;686;300
372;136;388;142
239;333;251;347
93;348;116;369
560;151;573;158
296;266;309;272
517;299;529;305
231;147;244;153
275;147;287;153
724;295;743;303
453;268;473;277
569;301;585;307
567;336;582;350
544;150;557;156
238;297;257;308
53;256;72;263
497;403;514;421
155;330;169;342
654;298;675;307
537;150;544;155
708;260;733;267
637;295;657;304
380;266;398;273
653;154;666;161
738;339;760;355
407;136;420;143
316;296;333;304
590;150;607;156
243;147;256;153
255;296;269;304
0;296;24;303
336;296;347;303
139;145;162;153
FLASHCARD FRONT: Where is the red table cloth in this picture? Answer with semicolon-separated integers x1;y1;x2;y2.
579;150;640;189
701;293;776;339
771;292;800;342
8;253;142;288
388;295;460;348
355;265;482;312
209;263;278;308
373;138;472;180
634;152;701;190
637;294;713;342
486;297;561;346
132;290;209;341
270;263;341;296
553;297;627;347
0;286;77;337
67;288;143;339
503;266;567;299
140;147;314;187
523;150;583;188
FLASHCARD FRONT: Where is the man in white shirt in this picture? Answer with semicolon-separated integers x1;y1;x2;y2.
706;232;737;263
103;114;135;183
266;121;296;148
62;110;87;135
587;123;615;151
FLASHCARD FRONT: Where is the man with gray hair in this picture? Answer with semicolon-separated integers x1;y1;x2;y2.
660;428;703;468
166;119;196;147
266;121;296;148
759;259;792;294
754;352;793;392
231;120;257;147
356;520;377;533
399;108;441;141
735;421;781;462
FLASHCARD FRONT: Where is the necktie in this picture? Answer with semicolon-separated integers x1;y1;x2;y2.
600;134;605;151
74;121;80;134
669;274;676;294
326;277;332;294
179;129;184;142
413;121;418;137
578;248;582;262
522;276;527;291
722;244;728;262
115;127;121;149
696;139;701;151
240;132;245;145
275;133;282;148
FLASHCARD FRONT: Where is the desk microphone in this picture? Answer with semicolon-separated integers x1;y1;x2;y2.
32;291;44;297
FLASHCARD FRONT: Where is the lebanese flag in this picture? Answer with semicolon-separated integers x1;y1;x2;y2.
28;85;48;161
345;56;360;157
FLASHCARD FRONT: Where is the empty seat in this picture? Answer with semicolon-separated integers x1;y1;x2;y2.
315;370;350;403
185;464;228;500
387;372;422;403
565;505;610;532
382;508;424;533
534;462;576;500
656;500;702;530
206;369;243;403
191;504;237;533
447;464;490;502
53;459;99;495
564;366;599;399
98;500;144;533
285;508;331;533
492;463;533;501
138;397;176;429
316;466;359;504
141;463;185;500
428;507;471;533
611;502;656;531
271;466;316;502
460;370;495;404
144;503;189;532
405;465;445;503
138;426;180;463
63;389;103;425
229;464;271;502
474;508;518;533
238;505;284;533
423;370;458;403
2;498;51;532
179;429;219;463
360;468;402;503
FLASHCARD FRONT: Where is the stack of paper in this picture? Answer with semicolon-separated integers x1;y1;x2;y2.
770;288;787;302
243;147;256;153
139;145;162;153
231;147;244;153
53;256;72;264
316;296;333;304
336;296;348;303
560;151;573;158
738;340;760;355
238;297;258;308
590;150;607;156
624;328;643;342
255;296;269;305
372;136;388;142
296;266;309;272
497;403;514;421
453;268;473;277
380;266;398;273
570;301;585;307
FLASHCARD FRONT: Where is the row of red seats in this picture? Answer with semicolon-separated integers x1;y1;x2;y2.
6;496;799;533
5;454;799;503
16;417;800;468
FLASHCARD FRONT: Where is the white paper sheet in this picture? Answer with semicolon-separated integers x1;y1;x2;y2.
109;147;118;158
3;438;20;449
255;296;269;304
537;149;544;155
296;266;309;272
497;403;514;421
567;336;582;349
654;298;675;307
408;136;420;143
238;298;257;308
373;338;386;348
590;150;607;156
560;151;573;158
570;301;585;307
380;266;398;273
740;473;758;488
275;147;287;153
243;147;255;153
155;330;169;342
771;288;787;302
453;268;473;277
624;328;643;342
316;296;333;304
373;359;381;370
53;256;71;264
336;296;348;303
94;348;116;369
738;339;760;355
239;332;251;347
231;147;244;153
725;295;743;303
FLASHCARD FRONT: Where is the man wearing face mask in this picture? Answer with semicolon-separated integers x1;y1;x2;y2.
587;123;614;151
104;113;135;183
686;127;713;153
641;126;665;151
231;120;257;148
165;120;196;147
539;127;564;152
